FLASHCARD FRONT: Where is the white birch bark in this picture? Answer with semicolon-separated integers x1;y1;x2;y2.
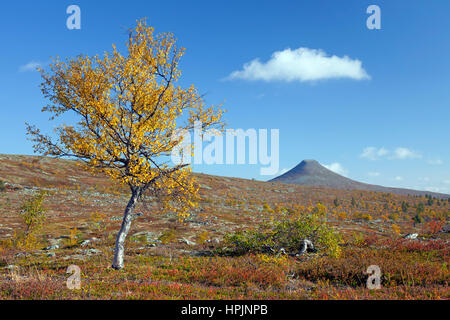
112;187;142;269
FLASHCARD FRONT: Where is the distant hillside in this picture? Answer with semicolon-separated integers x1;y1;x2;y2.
270;160;450;199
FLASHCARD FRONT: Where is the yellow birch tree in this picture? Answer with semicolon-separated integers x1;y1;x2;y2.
26;19;224;269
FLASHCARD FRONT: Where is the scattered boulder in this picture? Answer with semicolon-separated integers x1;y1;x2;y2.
80;240;90;247
404;233;419;240
43;244;59;251
296;239;315;256
62;254;86;261
189;220;209;227
209;238;220;245
182;238;196;246
47;237;64;247
132;231;161;243
439;224;450;233
136;243;157;250
84;248;101;255
14;252;30;258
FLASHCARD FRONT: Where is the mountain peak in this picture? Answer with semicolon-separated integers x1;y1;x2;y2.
300;159;319;165
272;159;337;184
270;159;449;198
298;159;323;169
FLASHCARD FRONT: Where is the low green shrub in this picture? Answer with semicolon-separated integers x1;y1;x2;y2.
14;191;47;249
221;203;342;258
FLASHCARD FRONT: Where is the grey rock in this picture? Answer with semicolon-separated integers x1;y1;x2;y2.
182;238;196;246
137;243;157;250
211;238;221;245
132;231;161;242
80;240;90;247
48;238;63;247
404;233;419;240
189;221;209;227
43;244;59;250
296;239;315;256
85;248;101;255
440;224;450;233
62;254;86;261
14;252;30;258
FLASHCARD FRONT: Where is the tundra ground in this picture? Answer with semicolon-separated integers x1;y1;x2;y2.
0;154;448;299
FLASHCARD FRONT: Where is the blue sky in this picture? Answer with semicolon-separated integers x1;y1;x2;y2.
1;0;450;194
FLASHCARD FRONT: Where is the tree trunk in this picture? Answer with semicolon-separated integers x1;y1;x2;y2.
112;187;142;270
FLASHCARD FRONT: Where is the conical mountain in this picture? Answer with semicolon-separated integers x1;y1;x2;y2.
270;160;449;198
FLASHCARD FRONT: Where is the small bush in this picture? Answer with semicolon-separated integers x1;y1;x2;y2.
0;180;6;192
15;191;47;249
423;219;445;234
221;203;342;258
416;202;425;214
89;211;107;231
412;213;423;224
196;231;211;243
65;227;82;247
159;229;177;244
389;212;399;221
392;224;401;235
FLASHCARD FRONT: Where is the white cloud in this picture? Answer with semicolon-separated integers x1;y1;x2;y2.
391;147;422;160
428;158;443;165
444;180;450;185
360;147;389;160
395;176;403;181
19;61;43;72
323;162;349;177
368;172;380;177
227;47;370;83
360;147;421;161
424;186;449;194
